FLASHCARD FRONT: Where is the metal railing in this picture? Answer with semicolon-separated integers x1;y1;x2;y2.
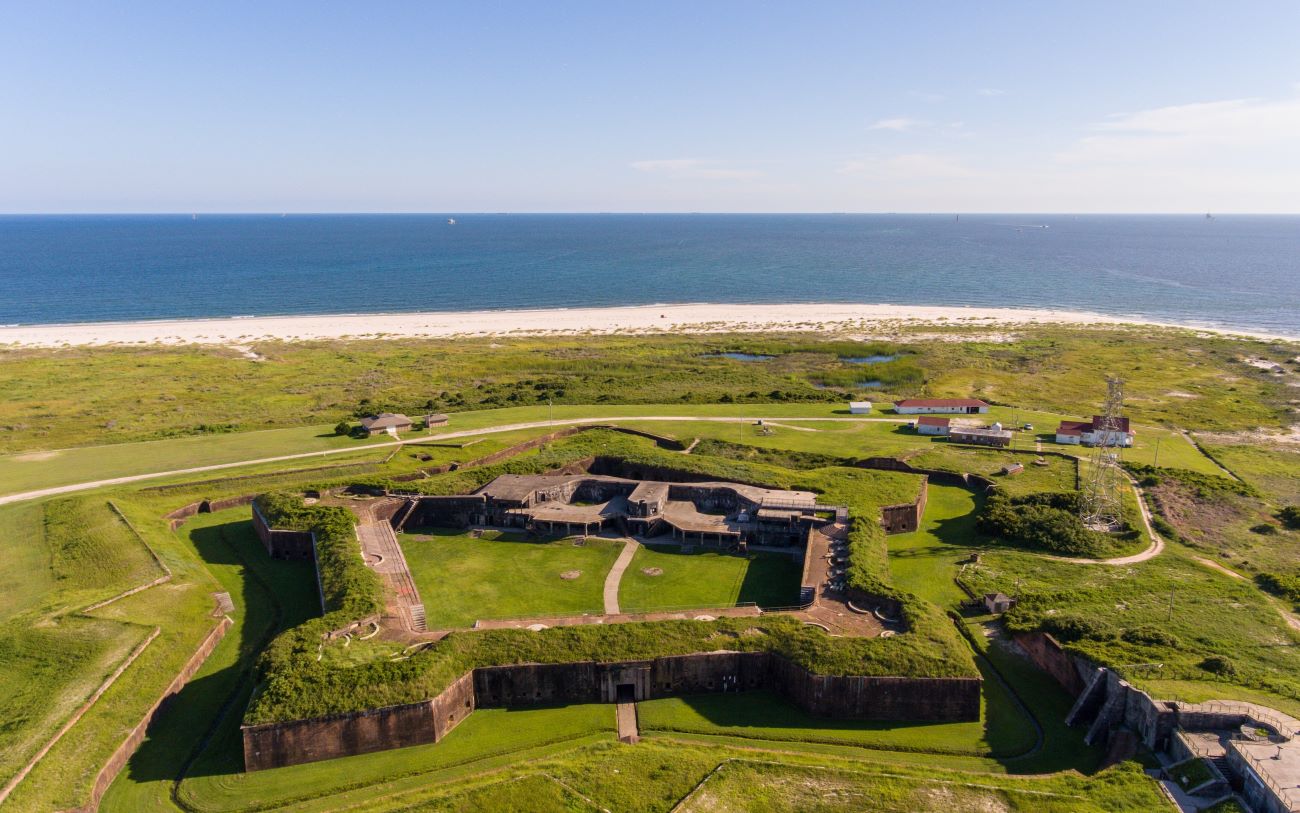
1234;746;1300;811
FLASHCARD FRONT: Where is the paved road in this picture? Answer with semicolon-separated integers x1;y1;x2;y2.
603;538;640;615
0;415;907;507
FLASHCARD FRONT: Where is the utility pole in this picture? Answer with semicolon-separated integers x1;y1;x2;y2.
1167;589;1175;621
1153;437;1161;468
548;398;553;428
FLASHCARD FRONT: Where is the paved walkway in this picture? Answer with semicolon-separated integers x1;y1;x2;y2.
603;538;641;615
0;415;907;506
789;521;887;636
356;521;425;631
616;700;639;744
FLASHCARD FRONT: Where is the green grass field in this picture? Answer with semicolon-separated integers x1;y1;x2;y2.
638;690;998;756
3;325;1297;810
886;484;983;608
400;529;624;627
618;544;803;612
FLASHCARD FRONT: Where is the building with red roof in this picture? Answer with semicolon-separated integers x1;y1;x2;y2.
915;415;951;435
1055;416;1135;447
893;398;990;415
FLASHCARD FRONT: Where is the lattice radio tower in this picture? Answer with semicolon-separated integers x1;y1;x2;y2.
1080;377;1126;531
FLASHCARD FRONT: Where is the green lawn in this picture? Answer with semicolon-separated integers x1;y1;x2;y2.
887;484;983;608
174;704;614;813
618;544;803;612
98;510;319;812
0;399;1225;499
400;529;623;627
0;502;51;618
638;690;996;756
669;757;1165;813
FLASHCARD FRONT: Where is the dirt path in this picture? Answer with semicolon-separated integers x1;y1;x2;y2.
603;538;640;615
0;415;907;506
1045;480;1165;566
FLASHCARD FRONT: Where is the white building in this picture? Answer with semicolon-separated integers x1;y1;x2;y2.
894;398;990;415
848;401;872;414
1056;417;1135;447
915;416;950;435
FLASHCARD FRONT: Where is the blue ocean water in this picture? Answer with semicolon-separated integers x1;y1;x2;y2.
0;214;1297;335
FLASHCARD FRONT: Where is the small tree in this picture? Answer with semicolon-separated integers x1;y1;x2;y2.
334;420;351;436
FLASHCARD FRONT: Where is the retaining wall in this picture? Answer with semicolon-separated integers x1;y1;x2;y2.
1014;631;1087;696
856;458;997;492
880;478;928;534
243;650;981;770
76;617;233;812
768;654;981;721
250;501;315;559
243;672;476;772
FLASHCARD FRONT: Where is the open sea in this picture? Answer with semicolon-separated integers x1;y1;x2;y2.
1;214;1297;336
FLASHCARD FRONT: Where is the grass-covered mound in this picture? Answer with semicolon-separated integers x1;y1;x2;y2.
245;432;975;726
253;492;383;620
246;610;976;725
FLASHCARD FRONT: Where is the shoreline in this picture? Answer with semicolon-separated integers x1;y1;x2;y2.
0;303;1295;347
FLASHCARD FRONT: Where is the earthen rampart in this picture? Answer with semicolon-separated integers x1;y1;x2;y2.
242;650;980;770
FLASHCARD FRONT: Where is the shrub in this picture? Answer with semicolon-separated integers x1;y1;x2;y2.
1149;516;1180;542
1250;523;1278;535
1279;505;1300;529
1199;655;1236;676
1257;572;1300;605
334;420;351;436
1041;614;1112;643
1121;625;1180;648
976;492;1114;557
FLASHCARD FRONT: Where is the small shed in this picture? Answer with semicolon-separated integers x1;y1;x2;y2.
983;593;1015;614
848;401;873;414
359;413;413;436
1001;462;1025;476
425;413;449;429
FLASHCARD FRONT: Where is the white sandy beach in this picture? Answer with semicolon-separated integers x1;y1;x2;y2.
0;303;1292;347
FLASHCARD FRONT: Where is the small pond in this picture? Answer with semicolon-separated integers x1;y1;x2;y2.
813;381;884;390
841;354;899;364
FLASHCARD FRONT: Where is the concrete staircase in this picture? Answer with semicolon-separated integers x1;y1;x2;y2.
392;499;418;533
409;603;427;632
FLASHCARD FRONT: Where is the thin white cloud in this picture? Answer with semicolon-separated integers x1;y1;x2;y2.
976;88;1005;97
1060;93;1300;163
837;152;983;180
629;159;761;181
867;117;925;132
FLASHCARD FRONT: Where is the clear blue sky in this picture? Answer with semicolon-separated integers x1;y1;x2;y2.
2;1;1297;213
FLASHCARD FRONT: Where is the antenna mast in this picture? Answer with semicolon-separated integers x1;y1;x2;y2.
1080;377;1126;531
